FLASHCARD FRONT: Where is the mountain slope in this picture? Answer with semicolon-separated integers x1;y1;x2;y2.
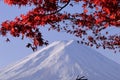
0;40;120;80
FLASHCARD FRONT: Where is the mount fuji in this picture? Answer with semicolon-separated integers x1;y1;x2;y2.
0;40;120;80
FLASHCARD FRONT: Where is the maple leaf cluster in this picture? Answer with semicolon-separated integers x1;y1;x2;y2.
1;0;120;51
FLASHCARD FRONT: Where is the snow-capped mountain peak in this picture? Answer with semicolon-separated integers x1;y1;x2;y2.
0;40;120;80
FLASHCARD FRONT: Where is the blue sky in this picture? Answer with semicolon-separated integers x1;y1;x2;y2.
0;1;120;68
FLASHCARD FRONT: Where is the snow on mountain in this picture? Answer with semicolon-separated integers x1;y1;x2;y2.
0;40;120;80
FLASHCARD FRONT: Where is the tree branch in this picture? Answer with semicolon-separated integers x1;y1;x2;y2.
46;0;70;15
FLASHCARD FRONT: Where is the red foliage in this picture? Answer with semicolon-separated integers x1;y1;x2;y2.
1;0;120;51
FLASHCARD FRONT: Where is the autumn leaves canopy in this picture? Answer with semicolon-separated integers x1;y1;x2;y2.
1;0;120;51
